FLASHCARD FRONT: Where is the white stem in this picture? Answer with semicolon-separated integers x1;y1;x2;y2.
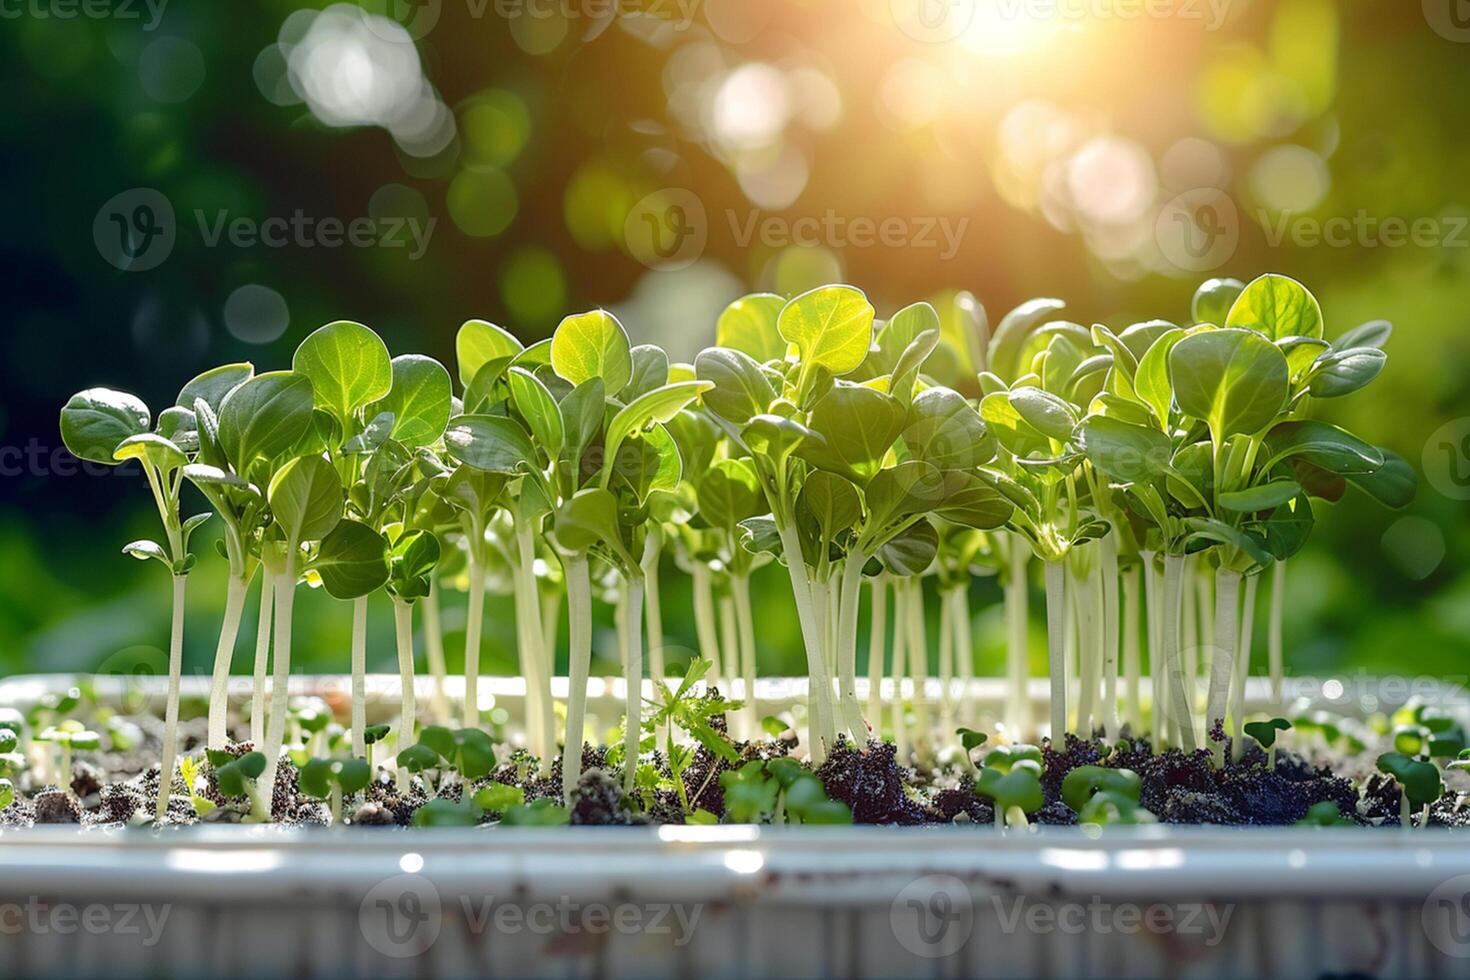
257;557;298;819
422;580;450;725
350;595;368;759
1005;537;1031;738
953;587;975;728
1075;558;1100;737
890;580;909;761
834;552;870;743
1206;567;1241;764
207;575;249;751
622;575;645;793
156;574;188;822
1122;566;1143;737
774;518;836;764
392;597;417;792
1099;534;1121;739
905;580;930;742
542;589;561;681
866;575;887;730
1230;574;1259;763
1162;554;1197;753
561;555;592;806
1043;560;1068;743
691;565;723;686
249;574;273;746
938;589;954;727
641;533;666;685
1269;560;1286;709
731;574;759;742
1063;563;1079;728
1141;552;1164;746
1182;556;1199;722
464;557;486;728
718;594;742;735
514;526;553;770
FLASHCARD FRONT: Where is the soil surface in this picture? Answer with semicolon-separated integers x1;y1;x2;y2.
3;703;1467;830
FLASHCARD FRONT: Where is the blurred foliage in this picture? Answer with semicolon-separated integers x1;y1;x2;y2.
0;0;1466;687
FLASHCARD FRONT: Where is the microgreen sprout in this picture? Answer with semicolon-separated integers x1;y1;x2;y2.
1376;751;1443;828
1243;718;1292;769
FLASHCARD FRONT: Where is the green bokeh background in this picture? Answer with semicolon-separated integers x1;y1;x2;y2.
2;0;1466;689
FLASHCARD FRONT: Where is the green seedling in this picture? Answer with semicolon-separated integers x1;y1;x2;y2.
1296;801;1354;827
179;755;216;817
502;798;571;827
412;798;481;827
1244;718;1292;769
1377;751;1443;828
976;765;1044;831
0;779;12;811
1078;791;1155;827
955;727;988;773
34;721;101;794
473;782;525;814
298;757;372;824
396;725;498;792
645;660;742;813
720;762;781;824
1061;765;1141;814
212;751;269;821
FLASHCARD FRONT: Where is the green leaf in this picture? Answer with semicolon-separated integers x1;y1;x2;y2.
1191;277;1245;326
412;798;480;827
1007;385;1078;443
122;539;170;566
60;388;150;465
716;293;787;362
743;414;819;462
1308;347;1387;398
268;455;343;544
1347;450;1416;509
957;727;988;751
877;518;938;575
298;758;333;799
218;372;315;470
457;319;524;387
1076;416;1171;485
555;487;631;563
292;321;393;426
1061;765;1141;813
501;798;570;826
933;471;1013;530
1218;479;1303;512
507;367;565;460
389;530;441;601
178;363;254;414
610;423;682;503
1376;752;1443;809
1277;336;1333;383
444;415;537;474
1244;717;1291;749
113;433;187;472
903;387;995;470
865;460;946;529
551;309;633;393
622;345;670;401
473;782;525;813
1133;328;1187;428
418;725;458;761
800;384;905;483
370;355;452;448
1262;493;1314;560
315;520;390;599
980;392;1050;458
1263;420;1385;475
457;729;497;780
1169;329;1290;439
778;284;875;377
695;347;776;425
800;471;862;540
696;458;762;532
988;297;1066;382
1224;273;1323;340
1185;517;1273;567
559;377;607;468
1334;319;1392;351
603;381;713;474
336;758;371;796
888;328;941;405
975;766;1044;813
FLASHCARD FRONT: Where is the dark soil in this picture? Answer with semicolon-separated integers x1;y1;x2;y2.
3;703;1466;830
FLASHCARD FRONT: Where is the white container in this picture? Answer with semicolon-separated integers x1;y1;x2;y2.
1;673;1468;979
